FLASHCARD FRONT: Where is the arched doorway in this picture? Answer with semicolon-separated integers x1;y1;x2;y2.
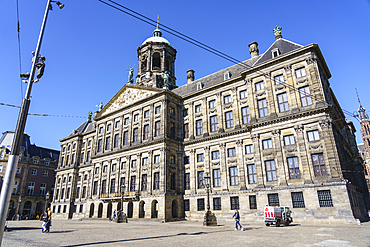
127;201;133;218
23;201;32;218
139;201;145;218
98;203;103;218
172;200;178;218
151;200;158;218
107;202;112;219
35;201;44;218
89;203;95;218
7;200;14;219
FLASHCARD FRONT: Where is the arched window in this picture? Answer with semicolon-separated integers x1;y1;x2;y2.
152;53;161;70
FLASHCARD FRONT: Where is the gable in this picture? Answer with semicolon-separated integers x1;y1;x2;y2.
99;85;162;117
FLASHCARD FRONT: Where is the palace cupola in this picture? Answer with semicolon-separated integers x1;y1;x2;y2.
136;18;177;89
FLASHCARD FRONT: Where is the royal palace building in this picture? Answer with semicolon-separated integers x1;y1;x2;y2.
52;26;370;223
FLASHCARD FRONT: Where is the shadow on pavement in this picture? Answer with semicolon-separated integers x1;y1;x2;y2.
6;227;39;231
63;230;227;247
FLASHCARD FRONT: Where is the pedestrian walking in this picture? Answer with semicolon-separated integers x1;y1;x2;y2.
42;210;49;233
47;207;52;232
232;209;244;231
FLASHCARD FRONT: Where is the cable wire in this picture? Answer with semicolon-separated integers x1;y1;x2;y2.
15;0;23;100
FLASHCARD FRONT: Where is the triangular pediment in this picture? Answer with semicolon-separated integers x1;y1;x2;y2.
98;85;163;117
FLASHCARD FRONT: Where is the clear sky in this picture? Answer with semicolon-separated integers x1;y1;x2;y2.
0;0;370;150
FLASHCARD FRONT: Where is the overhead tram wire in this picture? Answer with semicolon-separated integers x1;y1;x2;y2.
15;0;23;100
98;0;359;122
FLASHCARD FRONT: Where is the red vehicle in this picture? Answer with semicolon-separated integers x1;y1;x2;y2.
264;206;293;227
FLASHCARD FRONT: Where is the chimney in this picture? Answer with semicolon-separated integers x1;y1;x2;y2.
248;42;259;58
187;69;195;83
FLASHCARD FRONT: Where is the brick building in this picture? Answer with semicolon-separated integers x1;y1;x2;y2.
52;26;369;223
0;131;59;219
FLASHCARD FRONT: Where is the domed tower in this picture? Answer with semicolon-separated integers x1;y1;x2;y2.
136;19;177;89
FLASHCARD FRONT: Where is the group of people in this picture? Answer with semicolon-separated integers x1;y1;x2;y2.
42;207;52;233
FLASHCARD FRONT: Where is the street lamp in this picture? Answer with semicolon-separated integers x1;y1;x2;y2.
203;172;217;226
13;196;21;221
0;1;64;243
45;191;50;212
116;184;127;223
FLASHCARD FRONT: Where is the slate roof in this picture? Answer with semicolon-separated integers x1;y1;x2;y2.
172;38;304;97
68;119;95;136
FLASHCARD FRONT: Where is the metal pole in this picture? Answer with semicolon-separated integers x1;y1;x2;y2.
0;0;51;243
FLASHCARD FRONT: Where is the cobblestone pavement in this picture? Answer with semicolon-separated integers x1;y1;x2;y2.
2;219;370;247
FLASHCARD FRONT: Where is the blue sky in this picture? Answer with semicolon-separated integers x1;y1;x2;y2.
0;0;370;150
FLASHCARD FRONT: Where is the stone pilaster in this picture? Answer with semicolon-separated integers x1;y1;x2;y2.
236;140;246;190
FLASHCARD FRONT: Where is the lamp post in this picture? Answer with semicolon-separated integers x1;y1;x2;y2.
44;191;50;212
0;0;64;243
116;184;127;223
13;196;21;221
203;172;217;226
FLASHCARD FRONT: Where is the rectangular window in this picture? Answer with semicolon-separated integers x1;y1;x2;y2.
143;125;149;140
39;183;46;195
133;128;139;142
93;181;98;195
213;197;221;210
268;193;280;206
209;100;216;109
245;144;253;154
33;158;39;164
155;121;161;137
291;192;305;208
142;157;148;166
185;173;190;190
170;155;175;164
55;189;59;200
197;153;204;162
141;174;147;191
284;135;295;145
240;90;247;99
95;167;99;174
198;171;205;189
265;160;277;181
230;196;239;210
213;169;221;187
31;169;37;175
247;164;257;184
263;139;273;149
183;123;189;138
195;104;202;113
317;190;333;207
196;119;203;136
249;195;257;209
112;164;117;172
288;157;301;179
153;172;160;190
295;67;306;78
299;86;313;107
103;165;108;173
121;162;126;169
229;167;238;186
307;130;320;141
274;74;284;85
105;137;111;150
115;121;120;128
120;177;125;188
183;109;188;117
79;205;83;213
114;134;119;148
241;107;250;124
184;156;189;164
255;81;264;91
101;180;107;194
76;187;80;199
98;139;102;152
131;160;137;168
43;170;48;177
225;111;234;128
82;186;86;198
124;118;129;125
134;114;139;122
154;155;160;164
169;107;175;117
278;93;289;112
99;127;104;134
63;205;67;213
312;153;327;176
155;106;161;114
170;122;175;138
211;150;219;160
210;115;218;132
130;176;136;192
258;99;268;118
224;95;232;104
197;198;205;211
184;199;190;211
227;147;236;157
144;110;150;118
61;188;65;199
123;131;128;145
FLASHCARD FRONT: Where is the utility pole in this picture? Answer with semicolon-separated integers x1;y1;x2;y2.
0;0;64;243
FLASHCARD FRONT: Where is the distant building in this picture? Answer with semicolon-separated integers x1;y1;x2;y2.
52;26;369;223
357;98;370;191
0;131;59;219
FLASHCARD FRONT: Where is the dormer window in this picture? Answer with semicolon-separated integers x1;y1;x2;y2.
224;71;231;80
33;158;39;164
272;48;280;58
197;82;203;90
